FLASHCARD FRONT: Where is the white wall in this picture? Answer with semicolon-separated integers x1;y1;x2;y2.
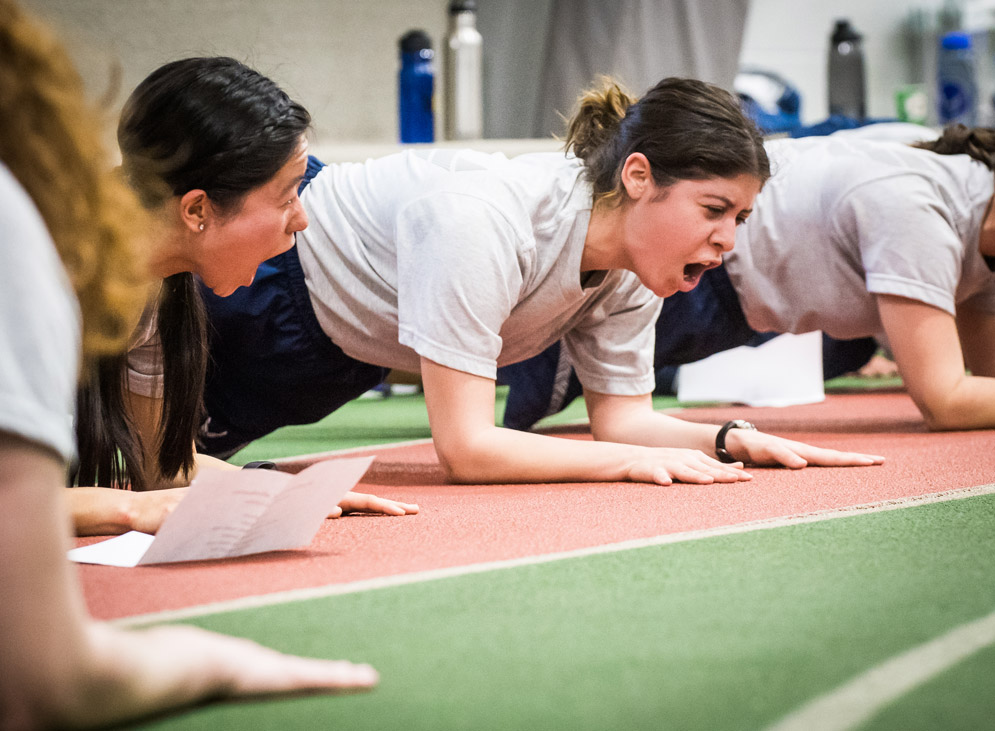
22;0;986;145
23;0;448;148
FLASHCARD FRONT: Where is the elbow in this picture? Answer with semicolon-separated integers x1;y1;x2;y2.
916;395;970;432
433;434;494;484
920;408;963;432
589;425;615;443
435;449;483;484
589;420;627;444
920;409;949;431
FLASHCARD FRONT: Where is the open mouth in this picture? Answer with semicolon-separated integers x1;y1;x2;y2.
683;260;720;283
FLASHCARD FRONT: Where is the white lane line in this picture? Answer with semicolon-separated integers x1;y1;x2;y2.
270;437;435;464
767;607;995;731
113;483;995;628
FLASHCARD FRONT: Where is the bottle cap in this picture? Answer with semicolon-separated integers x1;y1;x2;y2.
399;29;432;54
449;0;477;13
831;19;861;45
941;31;971;50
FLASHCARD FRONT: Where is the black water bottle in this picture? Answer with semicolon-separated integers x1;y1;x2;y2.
828;19;866;120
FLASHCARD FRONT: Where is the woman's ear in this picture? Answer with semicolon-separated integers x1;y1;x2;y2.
178;190;210;233
620;152;653;201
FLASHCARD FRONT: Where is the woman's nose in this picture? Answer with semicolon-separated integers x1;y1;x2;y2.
288;198;309;233
712;218;737;253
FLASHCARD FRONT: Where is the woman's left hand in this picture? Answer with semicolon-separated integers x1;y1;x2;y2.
726;429;885;468
327;491;420;518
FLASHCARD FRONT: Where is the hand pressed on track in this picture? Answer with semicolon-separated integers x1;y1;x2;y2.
327;491;420;518
725;429;885;469
625;448;752;486
80;622;378;728
124;624;379;696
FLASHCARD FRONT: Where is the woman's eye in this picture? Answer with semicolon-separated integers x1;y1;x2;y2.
705;206;724;217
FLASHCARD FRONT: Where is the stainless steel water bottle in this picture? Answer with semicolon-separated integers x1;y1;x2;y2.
444;0;483;140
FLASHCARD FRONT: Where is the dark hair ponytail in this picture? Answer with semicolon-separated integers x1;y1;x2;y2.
566;76;770;206
156;273;206;484
73;274;205;490
73;353;139;489
73;57;310;490
914;123;995;170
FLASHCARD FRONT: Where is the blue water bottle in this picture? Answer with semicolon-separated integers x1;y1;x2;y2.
937;31;978;126
398;29;435;143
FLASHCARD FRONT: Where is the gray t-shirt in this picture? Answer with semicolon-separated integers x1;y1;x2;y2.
297;149;660;395
726;135;995;339
0;164;80;462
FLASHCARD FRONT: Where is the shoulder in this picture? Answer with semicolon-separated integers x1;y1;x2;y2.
0;165;75;306
0;164;80;462
0;164;53;251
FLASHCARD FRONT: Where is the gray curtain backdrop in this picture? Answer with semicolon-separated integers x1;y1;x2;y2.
479;0;750;139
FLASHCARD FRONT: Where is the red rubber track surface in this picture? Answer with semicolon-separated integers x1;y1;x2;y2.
76;392;995;621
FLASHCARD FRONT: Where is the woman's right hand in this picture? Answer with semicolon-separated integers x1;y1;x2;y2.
127;487;188;534
80;622;378;728
68;486;188;536
624;448;752;486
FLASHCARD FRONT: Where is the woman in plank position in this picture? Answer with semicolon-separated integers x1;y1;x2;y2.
195;71;883;486
500;126;995;433
69;57;419;535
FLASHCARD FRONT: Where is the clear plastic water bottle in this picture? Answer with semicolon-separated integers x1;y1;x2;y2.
828;19;866;120
937;31;978;126
398;29;435;143
444;0;483;140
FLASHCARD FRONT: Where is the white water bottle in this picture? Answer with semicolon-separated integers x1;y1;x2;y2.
444;0;483;140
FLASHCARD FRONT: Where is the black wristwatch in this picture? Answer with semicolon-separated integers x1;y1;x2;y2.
715;419;757;463
242;460;278;470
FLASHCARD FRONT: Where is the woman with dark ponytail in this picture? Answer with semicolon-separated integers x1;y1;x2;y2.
196;75;882;491
502;122;995;433
70;57;418;534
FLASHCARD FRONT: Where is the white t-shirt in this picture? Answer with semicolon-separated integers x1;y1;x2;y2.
726;136;995;339
0;164;80;462
297;149;661;395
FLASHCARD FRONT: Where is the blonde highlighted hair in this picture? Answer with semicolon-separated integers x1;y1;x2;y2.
0;0;146;363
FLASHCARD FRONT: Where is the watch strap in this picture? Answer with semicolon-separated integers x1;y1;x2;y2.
715;419;756;463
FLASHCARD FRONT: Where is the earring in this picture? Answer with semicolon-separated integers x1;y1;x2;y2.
199;223;205;232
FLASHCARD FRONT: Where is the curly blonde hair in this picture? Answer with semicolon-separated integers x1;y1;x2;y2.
0;0;146;363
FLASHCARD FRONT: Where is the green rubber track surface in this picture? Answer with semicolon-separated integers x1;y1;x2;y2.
130;489;995;731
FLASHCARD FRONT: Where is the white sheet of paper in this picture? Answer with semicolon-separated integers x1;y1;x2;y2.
68;456;374;566
676;331;825;407
67;530;156;568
